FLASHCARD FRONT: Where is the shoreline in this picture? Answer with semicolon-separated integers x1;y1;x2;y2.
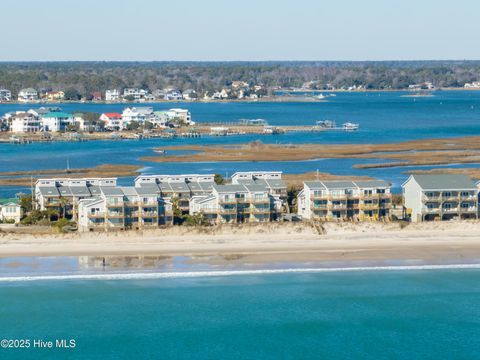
1;222;480;262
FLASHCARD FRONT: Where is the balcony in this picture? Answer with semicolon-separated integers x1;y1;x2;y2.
251;207;270;214
442;207;459;213
106;212;124;218
422;207;441;213
361;204;379;210
313;204;329;209
460;207;477;213
107;203;124;208
219;208;237;214
219;199;237;204
88;212;105;218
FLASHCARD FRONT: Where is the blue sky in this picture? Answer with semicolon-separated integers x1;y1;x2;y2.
1;0;479;61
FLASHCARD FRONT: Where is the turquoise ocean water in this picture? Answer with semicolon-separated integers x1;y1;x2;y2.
1;269;480;359
1;91;480;196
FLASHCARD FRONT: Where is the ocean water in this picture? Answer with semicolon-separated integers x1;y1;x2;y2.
1;91;480;196
1;269;480;359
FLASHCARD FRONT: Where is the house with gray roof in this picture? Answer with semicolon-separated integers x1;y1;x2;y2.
402;174;478;222
297;179;392;221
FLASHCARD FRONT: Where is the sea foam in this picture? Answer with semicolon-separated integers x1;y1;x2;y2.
1;263;480;282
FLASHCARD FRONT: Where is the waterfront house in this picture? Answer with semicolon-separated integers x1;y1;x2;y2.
99;112;124;130
10;112;41;133
45;91;65;101
18;88;39;102
123;88;149;101
163;108;193;126
402;174;478;222
0;89;12;102
91;92;102;101
182;89;197;100
0;199;22;223
164;90;182;101
77;186;173;231
41;112;74;132
190;183;281;224
121;107;154;124
105;89;120;102
135;174;215;212
297;180;392;221
464;82;480;88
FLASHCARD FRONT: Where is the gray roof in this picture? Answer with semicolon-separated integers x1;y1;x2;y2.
304;181;327;190
410;174;476;190
169;182;190;192
243;184;268;192
353;180;390;188
213;184;248;193
135;185;160;196
119;187;137;196
57;186;73;196
321;181;356;190
38;187;60;196
69;186;91;196
100;187;124;196
264;179;287;189
88;186;103;195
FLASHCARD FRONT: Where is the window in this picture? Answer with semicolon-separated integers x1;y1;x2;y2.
461;191;470;197
313;190;322;197
254;194;263;200
442;192;452;197
461;203;470;208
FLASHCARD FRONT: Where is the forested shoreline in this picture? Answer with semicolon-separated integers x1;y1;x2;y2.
0;60;479;96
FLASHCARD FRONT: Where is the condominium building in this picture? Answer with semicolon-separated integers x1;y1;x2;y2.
135;174;215;212
190;184;282;224
77;186;173;231
402;174;478;222
35;178;118;214
34;177;173;231
231;171;287;198
105;89;120;102
297;180;392;221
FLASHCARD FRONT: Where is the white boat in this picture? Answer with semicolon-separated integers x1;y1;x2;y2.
316;94;326;100
342;122;359;131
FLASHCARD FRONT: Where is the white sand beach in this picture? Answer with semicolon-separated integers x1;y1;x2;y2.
1;222;480;264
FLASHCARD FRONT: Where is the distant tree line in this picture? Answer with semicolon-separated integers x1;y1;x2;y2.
0;61;479;96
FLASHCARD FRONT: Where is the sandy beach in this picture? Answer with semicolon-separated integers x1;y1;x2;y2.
1;222;480;265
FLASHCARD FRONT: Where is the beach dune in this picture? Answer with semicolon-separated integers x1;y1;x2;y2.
1;222;480;265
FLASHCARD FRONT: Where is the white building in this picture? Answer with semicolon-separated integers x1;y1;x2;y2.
105;89;120;102
402;174;478;222
18;88;39;102
231;171;287;200
77;186;173;231
161;108;194;126
0;201;22;223
41;112;74;132
121;107;154;124
464;82;480;89
297;180;392;221
0;89;12;102
123;88;149;101
10;112;41;133
99;112;124;130
190;184;281;224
